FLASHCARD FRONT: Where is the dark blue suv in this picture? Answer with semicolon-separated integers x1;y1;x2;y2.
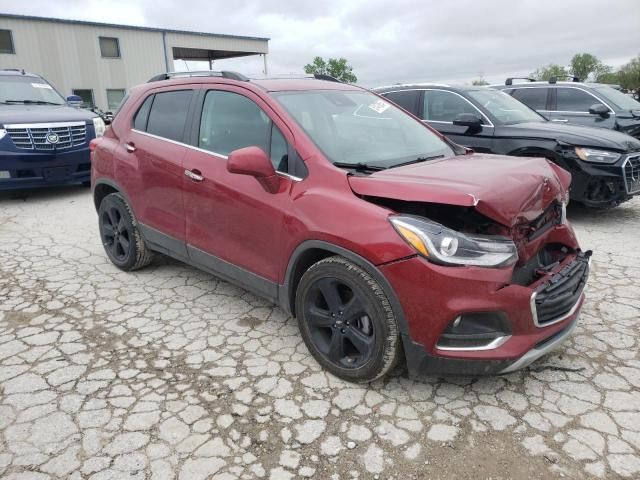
0;69;104;190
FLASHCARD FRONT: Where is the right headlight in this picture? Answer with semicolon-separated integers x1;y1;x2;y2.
575;147;621;164
390;215;518;268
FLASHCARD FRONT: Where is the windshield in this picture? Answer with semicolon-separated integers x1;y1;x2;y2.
0;75;65;105
592;86;640;111
467;89;545;124
273;90;454;168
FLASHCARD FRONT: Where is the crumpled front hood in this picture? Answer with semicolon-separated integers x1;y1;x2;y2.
0;104;97;126
348;154;570;227
503;121;640;151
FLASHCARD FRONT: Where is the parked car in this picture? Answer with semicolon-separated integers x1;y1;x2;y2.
374;84;640;207
92;71;590;382
0;69;105;190
489;77;640;139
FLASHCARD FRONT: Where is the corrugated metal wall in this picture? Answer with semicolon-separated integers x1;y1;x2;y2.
0;17;268;110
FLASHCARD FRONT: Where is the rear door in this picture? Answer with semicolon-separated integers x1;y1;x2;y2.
420;89;495;152
123;88;195;255
511;87;551;118
549;87;616;129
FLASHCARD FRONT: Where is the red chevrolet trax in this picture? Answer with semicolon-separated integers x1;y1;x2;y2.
91;71;591;383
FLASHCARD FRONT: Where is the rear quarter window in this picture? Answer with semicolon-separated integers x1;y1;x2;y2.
133;95;154;131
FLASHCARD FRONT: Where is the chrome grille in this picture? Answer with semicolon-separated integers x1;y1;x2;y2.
5;122;87;151
623;154;640;194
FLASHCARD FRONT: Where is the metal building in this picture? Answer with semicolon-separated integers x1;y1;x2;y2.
0;13;269;111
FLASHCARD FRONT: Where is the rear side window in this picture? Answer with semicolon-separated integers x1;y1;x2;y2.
146;90;193;142
512;88;548;110
133;95;154;131
199;90;270;156
384;91;419;115
556;88;599;112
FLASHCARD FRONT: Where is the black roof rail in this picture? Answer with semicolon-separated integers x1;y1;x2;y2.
505;77;535;86
313;74;342;83
549;75;581;84
147;70;249;82
1;68;26;75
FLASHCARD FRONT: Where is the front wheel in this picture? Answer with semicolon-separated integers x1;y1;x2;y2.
295;256;401;383
98;193;152;271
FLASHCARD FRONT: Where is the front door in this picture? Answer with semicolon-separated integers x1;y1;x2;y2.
183;87;294;300
547;87;616;129
420;89;495;152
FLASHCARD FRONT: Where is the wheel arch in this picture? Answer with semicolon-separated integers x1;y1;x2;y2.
507;146;561;162
93;179;132;212
280;240;411;337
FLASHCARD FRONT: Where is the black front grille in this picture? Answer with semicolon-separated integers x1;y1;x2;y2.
532;251;590;326
6;123;87;151
623;154;640;194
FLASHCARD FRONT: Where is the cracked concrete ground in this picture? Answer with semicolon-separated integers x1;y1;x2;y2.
0;186;639;480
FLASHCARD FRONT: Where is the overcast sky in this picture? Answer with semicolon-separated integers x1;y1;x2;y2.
1;0;639;86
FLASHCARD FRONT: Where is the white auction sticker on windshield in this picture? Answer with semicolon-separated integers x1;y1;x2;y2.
31;83;53;89
368;99;390;114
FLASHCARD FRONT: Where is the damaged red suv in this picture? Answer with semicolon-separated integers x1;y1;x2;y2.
91;71;590;382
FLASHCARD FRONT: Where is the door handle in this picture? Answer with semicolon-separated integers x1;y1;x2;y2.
184;169;204;182
551;119;569;123
125;142;136;152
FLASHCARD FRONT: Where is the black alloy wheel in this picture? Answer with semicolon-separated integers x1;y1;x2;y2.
304;277;375;369
296;256;401;383
101;205;131;262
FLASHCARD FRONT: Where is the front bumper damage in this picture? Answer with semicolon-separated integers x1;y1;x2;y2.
382;249;591;377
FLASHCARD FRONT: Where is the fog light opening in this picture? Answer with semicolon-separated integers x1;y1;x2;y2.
436;312;511;351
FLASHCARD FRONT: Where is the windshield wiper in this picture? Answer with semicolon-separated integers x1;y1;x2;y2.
390;154;445;169
3;99;63;106
332;162;387;172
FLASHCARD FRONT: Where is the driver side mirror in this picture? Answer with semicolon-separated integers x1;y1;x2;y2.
453;113;483;128
588;103;610;117
227;146;280;193
66;95;83;107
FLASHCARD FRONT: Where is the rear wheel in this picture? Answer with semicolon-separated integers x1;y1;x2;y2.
295;256;400;383
98;193;152;271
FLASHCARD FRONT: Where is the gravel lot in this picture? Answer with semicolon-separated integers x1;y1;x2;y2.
1;187;639;480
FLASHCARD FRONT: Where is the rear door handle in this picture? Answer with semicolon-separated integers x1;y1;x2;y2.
184;169;204;182
551;119;569;123
125;142;136;152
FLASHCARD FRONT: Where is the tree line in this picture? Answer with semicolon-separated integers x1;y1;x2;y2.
530;53;639;90
304;52;640;98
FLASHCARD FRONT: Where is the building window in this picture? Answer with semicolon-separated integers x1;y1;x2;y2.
99;37;120;58
106;89;126;111
72;89;95;108
0;29;15;54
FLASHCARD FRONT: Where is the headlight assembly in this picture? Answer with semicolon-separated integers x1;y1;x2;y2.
93;117;106;137
575;147;621;164
390;215;518;268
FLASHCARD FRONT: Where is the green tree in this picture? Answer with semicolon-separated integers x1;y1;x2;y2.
616;55;640;92
530;64;569;81
569;53;604;81
471;76;489;86
303;56;357;83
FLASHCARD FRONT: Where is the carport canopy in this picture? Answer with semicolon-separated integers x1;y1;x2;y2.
172;46;260;62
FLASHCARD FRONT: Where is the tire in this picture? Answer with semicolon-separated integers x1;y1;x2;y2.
295;255;401;383
98;192;152;271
